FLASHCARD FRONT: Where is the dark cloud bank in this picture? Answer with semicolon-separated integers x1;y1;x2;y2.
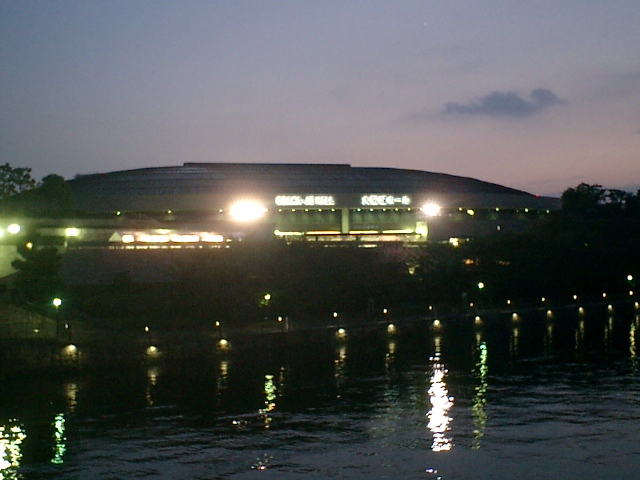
443;88;565;118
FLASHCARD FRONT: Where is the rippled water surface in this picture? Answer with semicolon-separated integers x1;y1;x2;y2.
3;304;640;479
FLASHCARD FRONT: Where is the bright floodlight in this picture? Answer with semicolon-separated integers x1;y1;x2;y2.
53;298;62;307
422;203;441;217
229;201;266;222
65;227;79;237
7;224;20;234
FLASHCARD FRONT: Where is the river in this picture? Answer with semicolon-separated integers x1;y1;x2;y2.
2;302;640;479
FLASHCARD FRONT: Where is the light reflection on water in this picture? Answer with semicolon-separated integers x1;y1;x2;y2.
2;305;640;479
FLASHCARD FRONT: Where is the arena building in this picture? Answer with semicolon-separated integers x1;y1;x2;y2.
59;163;560;248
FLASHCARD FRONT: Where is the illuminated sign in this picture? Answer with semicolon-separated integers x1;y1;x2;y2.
275;195;335;207
360;195;411;206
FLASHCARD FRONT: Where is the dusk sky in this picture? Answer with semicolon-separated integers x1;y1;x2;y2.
2;1;639;196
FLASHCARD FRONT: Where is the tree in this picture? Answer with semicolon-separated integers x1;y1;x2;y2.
561;183;604;216
11;245;63;305
0;163;36;200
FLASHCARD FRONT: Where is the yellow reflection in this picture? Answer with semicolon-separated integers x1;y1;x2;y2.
472;342;488;450
510;326;519;358
544;322;554;356
64;382;78;413
51;413;66;464
385;339;396;380
433;334;442;355
630;321;637;359
0;420;27;473
146;366;161;406
260;374;277;429
575;320;586;354
334;343;347;395
427;356;453;452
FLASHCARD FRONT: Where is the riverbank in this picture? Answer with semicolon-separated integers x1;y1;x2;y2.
2;297;638;380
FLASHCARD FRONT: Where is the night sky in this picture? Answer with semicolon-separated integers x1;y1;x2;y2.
2;1;639;196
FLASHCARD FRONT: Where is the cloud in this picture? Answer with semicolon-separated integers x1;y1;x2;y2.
442;88;565;118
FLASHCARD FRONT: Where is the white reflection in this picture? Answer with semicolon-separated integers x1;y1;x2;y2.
472;342;488;450
51;413;66;464
427;355;453;452
0;420;26;473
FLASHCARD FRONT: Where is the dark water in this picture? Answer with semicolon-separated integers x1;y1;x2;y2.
2;303;640;479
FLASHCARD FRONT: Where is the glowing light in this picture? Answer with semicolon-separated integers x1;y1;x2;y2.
336;328;346;338
603;292;607;298
608;304;614;311
169;234;200;243
333;312;338;318
122;234;135;243
573;294;578;300
477;282;485;289
229;201;266;222
422;203;441;217
306;230;341;235
62;344;77;355
467;209;475;216
433;319;441;328
361;194;411;206
383;308;388;314
65;227;79;237
512;313;519;320
200;233;224;243
52;298;62;307
137;234;170;243
218;338;230;349
387;323;396;334
7;224;20;234
628;275;634;282
146;346;159;356
579;306;585;314
264;293;271;301
275;195;335;207
541;297;546;302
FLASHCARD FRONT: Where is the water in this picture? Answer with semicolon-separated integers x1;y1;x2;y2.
2;304;640;479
